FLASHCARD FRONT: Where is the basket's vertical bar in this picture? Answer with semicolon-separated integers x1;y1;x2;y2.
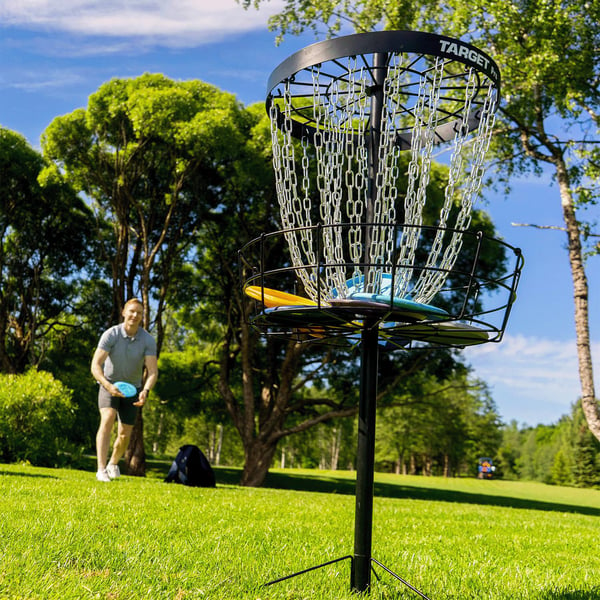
260;232;266;307
497;247;524;338
458;230;484;319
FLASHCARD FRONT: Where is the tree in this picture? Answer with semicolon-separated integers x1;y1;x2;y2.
241;0;600;442
42;74;251;474
572;402;600;488
516;424;557;483
375;374;502;476
146;343;228;456
497;420;523;480
549;413;576;486
448;0;600;445
0;370;77;466
0;128;96;374
40;280;115;451
551;448;572;486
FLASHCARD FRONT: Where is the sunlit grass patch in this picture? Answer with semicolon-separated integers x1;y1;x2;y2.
1;464;599;599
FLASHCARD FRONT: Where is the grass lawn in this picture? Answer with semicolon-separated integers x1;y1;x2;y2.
1;462;599;599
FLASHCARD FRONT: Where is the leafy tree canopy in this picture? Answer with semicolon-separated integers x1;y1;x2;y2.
0;128;97;373
41;73;250;336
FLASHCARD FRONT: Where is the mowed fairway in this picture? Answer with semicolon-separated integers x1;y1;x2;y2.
1;464;599;599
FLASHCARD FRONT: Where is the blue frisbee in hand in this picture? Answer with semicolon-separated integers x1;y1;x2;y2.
114;381;137;398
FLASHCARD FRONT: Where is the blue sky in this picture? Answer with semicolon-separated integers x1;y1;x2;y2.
1;0;598;427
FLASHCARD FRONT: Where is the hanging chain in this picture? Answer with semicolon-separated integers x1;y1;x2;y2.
394;56;445;298
267;45;499;308
411;72;497;303
366;53;403;293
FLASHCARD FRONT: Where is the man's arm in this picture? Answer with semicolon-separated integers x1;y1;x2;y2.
135;355;158;406
91;348;124;397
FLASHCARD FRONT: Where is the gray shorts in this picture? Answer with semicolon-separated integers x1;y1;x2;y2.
98;386;140;426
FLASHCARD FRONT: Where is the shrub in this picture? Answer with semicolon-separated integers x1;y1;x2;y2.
0;369;77;466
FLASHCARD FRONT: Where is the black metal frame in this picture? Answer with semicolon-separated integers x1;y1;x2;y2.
238;30;521;598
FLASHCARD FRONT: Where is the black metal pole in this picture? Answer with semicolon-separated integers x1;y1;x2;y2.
351;50;387;594
351;320;380;593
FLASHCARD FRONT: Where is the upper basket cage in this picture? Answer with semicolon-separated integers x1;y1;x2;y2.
240;31;523;349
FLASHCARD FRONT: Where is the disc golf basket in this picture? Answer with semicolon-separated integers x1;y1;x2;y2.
239;31;523;598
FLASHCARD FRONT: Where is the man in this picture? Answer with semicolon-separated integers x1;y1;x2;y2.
91;298;158;482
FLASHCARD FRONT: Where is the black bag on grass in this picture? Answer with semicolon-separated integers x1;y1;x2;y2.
164;444;216;488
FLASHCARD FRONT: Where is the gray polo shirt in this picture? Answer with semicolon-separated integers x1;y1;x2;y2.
97;324;157;387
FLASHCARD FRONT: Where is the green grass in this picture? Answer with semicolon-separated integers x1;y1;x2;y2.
1;463;600;599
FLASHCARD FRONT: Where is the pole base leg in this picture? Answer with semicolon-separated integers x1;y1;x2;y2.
263;555;353;587
263;555;431;599
368;558;431;599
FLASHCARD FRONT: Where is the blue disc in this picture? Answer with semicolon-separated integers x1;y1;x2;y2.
114;381;137;397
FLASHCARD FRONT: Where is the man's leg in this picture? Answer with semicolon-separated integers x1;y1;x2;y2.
96;407;117;471
109;421;134;467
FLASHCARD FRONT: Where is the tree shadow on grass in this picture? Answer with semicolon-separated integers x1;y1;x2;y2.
0;470;57;479
540;589;600;599
213;469;600;518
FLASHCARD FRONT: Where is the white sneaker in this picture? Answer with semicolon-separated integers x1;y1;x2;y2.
106;463;120;480
96;469;111;482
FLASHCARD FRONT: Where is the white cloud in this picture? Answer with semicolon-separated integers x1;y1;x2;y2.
462;334;600;424
4;68;87;91
0;0;282;46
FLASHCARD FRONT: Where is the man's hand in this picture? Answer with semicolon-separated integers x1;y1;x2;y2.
133;388;149;407
107;382;125;397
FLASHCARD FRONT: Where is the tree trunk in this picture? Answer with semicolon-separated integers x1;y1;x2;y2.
423;454;432;476
240;440;278;487
443;453;450;477
125;409;146;476
557;164;600;441
152;409;164;454
215;424;223;466
331;427;342;470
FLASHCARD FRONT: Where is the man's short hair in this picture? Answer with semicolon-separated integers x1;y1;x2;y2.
123;297;143;310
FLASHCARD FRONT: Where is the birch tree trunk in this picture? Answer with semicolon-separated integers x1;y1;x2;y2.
557;163;600;440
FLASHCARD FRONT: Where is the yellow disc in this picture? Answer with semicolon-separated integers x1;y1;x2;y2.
244;286;326;308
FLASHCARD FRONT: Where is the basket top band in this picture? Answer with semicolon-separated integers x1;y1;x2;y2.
267;30;500;95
